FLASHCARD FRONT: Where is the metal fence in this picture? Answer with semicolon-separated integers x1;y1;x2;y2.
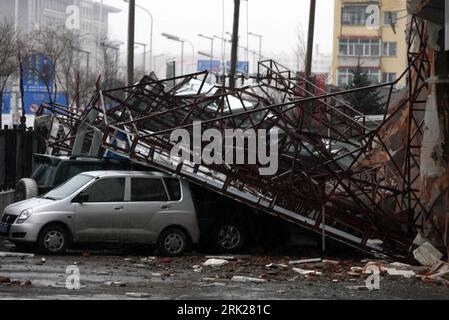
0;126;46;192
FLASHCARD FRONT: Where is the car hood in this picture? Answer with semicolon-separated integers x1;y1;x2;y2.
3;198;55;216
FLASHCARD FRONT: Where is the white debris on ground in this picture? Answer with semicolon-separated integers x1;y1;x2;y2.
202;259;229;267
413;242;444;266
231;276;267;283
292;268;323;276
0;252;34;258
289;258;322;265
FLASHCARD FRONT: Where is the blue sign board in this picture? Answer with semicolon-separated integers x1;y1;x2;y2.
226;61;249;74
23;53;54;93
198;60;249;75
23;92;67;115
1;93;11;114
197;60;222;73
20;52;67;115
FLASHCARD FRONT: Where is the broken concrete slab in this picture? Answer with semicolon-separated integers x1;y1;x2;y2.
0;252;35;258
389;262;412;268
203;259;229;267
384;268;416;278
289;258;322;265
205;255;239;261
323;260;340;265
231;276;267;283
292;268;323;276
265;263;288;269
413;242;444;266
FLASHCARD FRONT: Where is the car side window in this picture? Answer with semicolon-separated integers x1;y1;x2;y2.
164;178;182;201
84;178;125;202
131;178;168;202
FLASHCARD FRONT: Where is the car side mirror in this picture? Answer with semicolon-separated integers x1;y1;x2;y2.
73;192;89;203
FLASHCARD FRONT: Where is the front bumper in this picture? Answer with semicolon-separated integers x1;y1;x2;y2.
0;222;42;242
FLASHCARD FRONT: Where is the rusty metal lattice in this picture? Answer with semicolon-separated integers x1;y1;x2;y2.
37;16;434;258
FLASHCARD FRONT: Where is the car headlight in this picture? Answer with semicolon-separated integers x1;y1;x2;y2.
17;209;33;224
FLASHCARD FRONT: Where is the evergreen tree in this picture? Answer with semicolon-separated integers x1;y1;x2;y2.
345;62;384;115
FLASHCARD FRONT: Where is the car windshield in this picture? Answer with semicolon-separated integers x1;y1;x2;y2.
31;162;57;187
42;174;94;200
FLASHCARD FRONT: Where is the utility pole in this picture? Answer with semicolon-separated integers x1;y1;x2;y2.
305;0;316;81
301;0;317;130
127;0;136;86
229;0;241;89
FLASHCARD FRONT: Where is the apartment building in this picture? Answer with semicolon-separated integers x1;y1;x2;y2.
0;0;120;66
0;0;120;126
332;0;408;88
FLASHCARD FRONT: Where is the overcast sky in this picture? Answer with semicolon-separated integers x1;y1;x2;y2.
102;0;335;60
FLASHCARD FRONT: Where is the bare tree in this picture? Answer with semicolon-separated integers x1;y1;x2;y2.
0;20;18;128
98;37;119;83
70;63;98;110
293;23;307;72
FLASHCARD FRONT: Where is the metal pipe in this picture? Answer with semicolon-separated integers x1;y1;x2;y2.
229;0;241;89
127;0;136;86
305;0;316;80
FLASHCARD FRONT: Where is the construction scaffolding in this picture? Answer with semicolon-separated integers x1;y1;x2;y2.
33;15;448;259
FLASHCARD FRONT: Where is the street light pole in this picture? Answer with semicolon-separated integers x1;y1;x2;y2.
181;41;184;75
162;33;194;76
248;32;263;63
137;6;153;73
214;35;231;82
305;0;317;81
127;0;136;86
229;0;241;89
123;0;153;74
198;34;215;83
135;41;147;74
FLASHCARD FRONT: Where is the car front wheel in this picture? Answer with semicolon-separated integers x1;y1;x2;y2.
38;225;69;255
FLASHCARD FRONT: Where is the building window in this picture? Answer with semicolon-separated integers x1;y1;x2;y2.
383;42;397;56
339;38;381;57
337;68;381;86
384;11;398;26
342;5;368;26
382;72;397;83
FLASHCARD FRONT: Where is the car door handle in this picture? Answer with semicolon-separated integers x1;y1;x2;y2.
114;206;124;211
160;204;170;210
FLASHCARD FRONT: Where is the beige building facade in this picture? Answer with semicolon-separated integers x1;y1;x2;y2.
332;0;408;88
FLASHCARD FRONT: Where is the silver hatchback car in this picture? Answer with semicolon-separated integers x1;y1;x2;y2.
0;171;200;256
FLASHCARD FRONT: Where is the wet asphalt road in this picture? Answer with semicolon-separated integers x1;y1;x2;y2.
0;241;449;300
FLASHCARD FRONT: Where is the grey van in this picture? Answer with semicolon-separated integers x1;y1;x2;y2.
0;171;200;256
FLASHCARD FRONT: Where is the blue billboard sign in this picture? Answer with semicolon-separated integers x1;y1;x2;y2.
226;61;249;74
198;60;249;74
23;53;54;93
1;93;11;114
23;92;67;115
197;60;222;73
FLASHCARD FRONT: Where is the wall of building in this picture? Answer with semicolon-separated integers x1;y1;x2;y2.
332;0;408;88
